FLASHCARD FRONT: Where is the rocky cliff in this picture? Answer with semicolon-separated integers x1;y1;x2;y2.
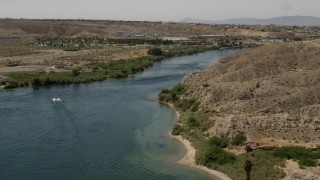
182;41;320;143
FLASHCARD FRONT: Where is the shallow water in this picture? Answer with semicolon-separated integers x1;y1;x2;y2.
0;49;239;180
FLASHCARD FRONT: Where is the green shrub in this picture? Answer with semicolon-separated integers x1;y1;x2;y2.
147;47;163;56
159;94;173;102
44;78;54;85
191;101;200;112
173;84;188;93
231;133;247;146
274;146;312;159
274;146;319;161
32;78;41;86
72;68;81;76
158;84;188;103
178;99;199;112
298;159;317;167
196;146;236;166
274;146;319;168
172;124;184;136
187;117;200;128
209;136;230;148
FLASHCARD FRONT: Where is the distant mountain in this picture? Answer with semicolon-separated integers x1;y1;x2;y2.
262;16;320;26
180;18;214;24
181;16;320;26
214;18;262;25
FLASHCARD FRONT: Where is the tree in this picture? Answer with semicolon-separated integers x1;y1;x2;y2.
245;145;253;153
147;47;163;56
244;160;252;180
32;78;41;86
72;68;81;76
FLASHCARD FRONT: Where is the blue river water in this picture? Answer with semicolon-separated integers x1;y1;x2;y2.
0;49;238;180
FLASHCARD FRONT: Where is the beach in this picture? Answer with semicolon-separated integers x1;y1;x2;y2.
162;102;232;180
172;135;232;180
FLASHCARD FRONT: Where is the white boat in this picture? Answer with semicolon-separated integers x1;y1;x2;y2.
52;97;62;103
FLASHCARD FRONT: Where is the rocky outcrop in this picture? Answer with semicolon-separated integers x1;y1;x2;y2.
283;170;320;180
182;41;320;142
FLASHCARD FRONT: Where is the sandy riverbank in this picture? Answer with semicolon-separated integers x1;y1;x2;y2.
171;135;232;180
160;102;232;180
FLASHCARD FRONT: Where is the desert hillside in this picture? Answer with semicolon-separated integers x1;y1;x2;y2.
0;19;272;38
182;41;320;143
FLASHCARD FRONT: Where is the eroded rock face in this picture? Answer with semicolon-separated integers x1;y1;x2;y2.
283;170;320;180
182;41;320;142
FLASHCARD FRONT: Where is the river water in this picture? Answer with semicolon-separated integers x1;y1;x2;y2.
0;49;238;180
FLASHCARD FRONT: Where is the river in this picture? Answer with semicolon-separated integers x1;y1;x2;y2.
0;49;238;180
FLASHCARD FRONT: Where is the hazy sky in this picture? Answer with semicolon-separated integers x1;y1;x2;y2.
1;0;319;21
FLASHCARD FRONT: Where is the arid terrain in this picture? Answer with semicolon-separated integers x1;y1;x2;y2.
1;19;319;80
179;40;320;179
182;41;320;143
0;19;275;87
0;19;271;38
0;39;148;73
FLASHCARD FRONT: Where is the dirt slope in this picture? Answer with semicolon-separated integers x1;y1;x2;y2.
182;41;320;143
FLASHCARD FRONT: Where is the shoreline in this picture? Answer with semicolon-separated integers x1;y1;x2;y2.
2;46;219;90
160;101;232;180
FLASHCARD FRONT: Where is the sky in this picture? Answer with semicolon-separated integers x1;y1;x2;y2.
0;0;320;21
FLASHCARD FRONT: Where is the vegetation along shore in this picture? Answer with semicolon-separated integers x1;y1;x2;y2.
1;45;218;89
159;41;320;180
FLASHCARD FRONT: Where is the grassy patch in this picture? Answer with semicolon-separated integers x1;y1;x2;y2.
218;150;286;180
274;146;320;167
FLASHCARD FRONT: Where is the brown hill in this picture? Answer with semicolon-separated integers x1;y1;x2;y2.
182;41;320;143
0;19;272;38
